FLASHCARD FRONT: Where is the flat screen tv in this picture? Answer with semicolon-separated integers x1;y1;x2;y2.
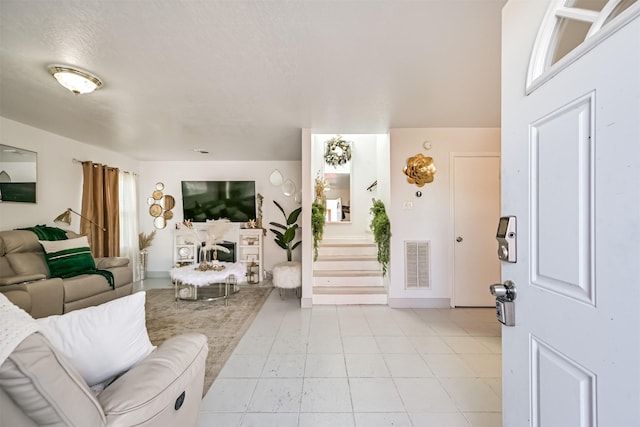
181;181;256;223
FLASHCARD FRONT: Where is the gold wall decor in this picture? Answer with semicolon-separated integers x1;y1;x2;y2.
146;182;175;229
403;154;437;187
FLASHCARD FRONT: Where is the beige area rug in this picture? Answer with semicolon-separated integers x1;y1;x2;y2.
144;285;272;395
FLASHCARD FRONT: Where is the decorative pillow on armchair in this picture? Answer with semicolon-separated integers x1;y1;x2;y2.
39;236;96;278
36;292;156;386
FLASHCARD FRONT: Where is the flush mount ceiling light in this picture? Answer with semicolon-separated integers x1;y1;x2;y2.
48;65;103;95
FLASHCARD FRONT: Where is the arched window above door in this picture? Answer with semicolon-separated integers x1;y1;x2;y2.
527;0;639;93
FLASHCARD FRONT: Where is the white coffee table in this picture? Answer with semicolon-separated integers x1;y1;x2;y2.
170;262;245;305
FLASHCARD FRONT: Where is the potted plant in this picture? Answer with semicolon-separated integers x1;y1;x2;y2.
269;201;302;262
311;202;325;261
370;199;391;276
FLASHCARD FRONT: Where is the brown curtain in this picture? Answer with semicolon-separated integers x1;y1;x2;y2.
81;161;120;257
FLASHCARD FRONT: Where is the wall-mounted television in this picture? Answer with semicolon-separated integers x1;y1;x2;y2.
181;181;256;223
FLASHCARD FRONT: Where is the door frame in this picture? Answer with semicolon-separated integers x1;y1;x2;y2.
449;151;501;308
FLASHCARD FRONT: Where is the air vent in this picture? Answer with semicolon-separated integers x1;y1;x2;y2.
405;240;431;289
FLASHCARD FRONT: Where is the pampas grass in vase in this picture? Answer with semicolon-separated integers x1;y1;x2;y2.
138;230;156;280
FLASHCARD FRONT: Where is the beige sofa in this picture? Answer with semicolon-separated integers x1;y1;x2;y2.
0;230;133;318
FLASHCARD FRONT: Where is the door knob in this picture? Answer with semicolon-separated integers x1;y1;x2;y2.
456;236;463;242
489;280;517;301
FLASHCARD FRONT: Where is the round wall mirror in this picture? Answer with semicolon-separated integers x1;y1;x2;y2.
154;216;166;229
163;195;175;210
155;182;164;191
282;179;296;197
269;170;284;186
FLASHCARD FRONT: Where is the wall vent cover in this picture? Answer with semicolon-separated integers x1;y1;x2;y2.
405;240;431;289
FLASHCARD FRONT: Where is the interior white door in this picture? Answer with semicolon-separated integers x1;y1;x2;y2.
452;154;500;307
502;4;640;426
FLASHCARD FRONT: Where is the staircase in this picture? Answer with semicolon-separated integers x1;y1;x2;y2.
312;239;387;305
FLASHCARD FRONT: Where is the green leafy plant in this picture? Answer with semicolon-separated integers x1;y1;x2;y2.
311;202;326;261
269;201;302;262
370;199;391;276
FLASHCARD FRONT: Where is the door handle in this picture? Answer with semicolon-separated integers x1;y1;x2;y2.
456;236;463;242
489;280;517;301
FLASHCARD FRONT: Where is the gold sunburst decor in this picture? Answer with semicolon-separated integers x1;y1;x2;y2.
324;135;352;167
403;154;437;187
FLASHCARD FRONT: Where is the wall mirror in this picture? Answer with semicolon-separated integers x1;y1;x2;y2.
324;137;352;223
269;169;283;186
0;144;37;203
147;182;174;229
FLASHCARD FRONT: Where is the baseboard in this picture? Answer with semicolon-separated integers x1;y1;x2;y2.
146;271;170;279
300;297;313;308
388;297;450;308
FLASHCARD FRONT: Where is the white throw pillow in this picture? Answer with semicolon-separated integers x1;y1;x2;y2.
36;292;155;387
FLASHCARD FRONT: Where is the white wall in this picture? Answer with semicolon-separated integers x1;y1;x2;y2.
0;117;139;231
138;160;302;276
388;128;500;307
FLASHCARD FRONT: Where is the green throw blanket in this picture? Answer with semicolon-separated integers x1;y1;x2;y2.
22;226;116;289
20;225;68;241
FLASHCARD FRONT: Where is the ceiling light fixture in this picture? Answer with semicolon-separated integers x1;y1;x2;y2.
48;65;103;95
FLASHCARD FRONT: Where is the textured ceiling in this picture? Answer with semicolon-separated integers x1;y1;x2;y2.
0;0;505;161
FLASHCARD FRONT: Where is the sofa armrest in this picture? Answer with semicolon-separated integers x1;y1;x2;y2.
98;333;208;426
0;278;63;318
0;274;46;286
95;257;129;269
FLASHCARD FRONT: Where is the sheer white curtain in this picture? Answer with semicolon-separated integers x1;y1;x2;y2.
119;171;140;281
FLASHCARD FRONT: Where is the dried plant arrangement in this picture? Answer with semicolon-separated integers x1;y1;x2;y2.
138;230;156;250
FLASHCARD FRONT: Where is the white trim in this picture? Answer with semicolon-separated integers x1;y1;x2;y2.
555;6;599;22
448;152;501;308
586;0;626;37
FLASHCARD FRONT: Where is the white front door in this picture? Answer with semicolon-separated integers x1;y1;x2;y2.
452;154;500;307
502;2;640;426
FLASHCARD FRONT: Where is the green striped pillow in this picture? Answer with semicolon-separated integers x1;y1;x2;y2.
39;237;96;278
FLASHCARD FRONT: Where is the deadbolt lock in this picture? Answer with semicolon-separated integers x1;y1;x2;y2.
489;280;517;301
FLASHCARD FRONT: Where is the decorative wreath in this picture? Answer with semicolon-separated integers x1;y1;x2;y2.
324;135;352;167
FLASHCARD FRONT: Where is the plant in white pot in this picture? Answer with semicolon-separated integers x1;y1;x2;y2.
269;201;303;298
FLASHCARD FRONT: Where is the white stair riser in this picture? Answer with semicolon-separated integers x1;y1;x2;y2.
313;275;383;286
313;260;380;271
313;293;388;305
317;246;377;257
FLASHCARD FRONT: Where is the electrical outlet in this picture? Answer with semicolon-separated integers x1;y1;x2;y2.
403;201;413;209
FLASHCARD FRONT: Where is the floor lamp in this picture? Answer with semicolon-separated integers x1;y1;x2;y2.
54;208;106;232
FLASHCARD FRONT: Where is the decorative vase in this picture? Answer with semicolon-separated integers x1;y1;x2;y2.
139;250;148;281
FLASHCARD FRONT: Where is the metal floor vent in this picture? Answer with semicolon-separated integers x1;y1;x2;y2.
405;240;431;289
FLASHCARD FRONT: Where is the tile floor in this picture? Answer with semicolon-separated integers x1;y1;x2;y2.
188;286;503;427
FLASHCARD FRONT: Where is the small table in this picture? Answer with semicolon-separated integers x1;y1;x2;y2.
170;262;245;305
